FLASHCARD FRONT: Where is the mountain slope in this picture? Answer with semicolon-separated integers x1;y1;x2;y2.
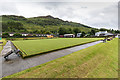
2;15;94;34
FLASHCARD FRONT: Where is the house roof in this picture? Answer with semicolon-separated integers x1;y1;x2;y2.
20;33;28;34
96;31;107;34
4;32;15;34
105;33;114;36
64;34;75;36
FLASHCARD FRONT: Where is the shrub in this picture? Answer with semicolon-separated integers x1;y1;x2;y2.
2;32;9;38
13;33;22;38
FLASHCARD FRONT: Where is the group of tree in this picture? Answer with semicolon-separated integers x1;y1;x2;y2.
99;28;120;34
2;33;22;38
59;27;79;35
2;21;26;32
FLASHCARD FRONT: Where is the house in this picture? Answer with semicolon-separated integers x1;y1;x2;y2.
34;34;52;37
95;31;107;36
21;33;28;36
64;34;75;38
95;31;114;37
9;32;14;37
119;35;120;39
104;33;114;37
27;34;33;37
35;34;41;37
116;34;120;38
40;34;46;37
77;33;82;37
59;35;64;38
47;35;53;38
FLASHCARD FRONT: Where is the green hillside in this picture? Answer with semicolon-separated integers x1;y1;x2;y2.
2;15;96;34
2;15;119;35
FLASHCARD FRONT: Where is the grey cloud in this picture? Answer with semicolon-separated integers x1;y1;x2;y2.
82;3;118;29
0;2;19;15
0;2;118;30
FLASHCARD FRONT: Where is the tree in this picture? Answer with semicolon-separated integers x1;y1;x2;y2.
100;28;108;31
45;31;51;34
33;30;40;34
2;21;25;32
58;27;66;35
33;34;36;36
2;32;9;38
67;28;73;34
13;33;22;37
81;32;86;37
73;28;81;36
90;29;96;35
40;29;46;34
115;30;120;34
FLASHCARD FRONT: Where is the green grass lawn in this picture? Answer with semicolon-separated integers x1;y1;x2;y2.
0;39;7;52
6;38;118;78
12;38;102;57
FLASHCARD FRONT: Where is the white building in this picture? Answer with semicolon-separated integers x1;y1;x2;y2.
64;34;75;38
9;33;14;36
21;33;28;36
119;35;120;39
77;33;82;37
95;31;107;36
95;31;114;36
116;34;120;38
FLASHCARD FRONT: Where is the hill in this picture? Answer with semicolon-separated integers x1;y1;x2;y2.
2;15;96;34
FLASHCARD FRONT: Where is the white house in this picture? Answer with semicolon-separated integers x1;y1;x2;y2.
104;33;114;36
36;34;40;36
21;33;28;36
95;31;114;37
9;33;14;36
119;35;120;39
95;31;107;36
77;33;82;37
64;34;75;38
116;34;120;38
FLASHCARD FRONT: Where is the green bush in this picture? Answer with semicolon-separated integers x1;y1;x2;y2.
2;32;9;38
13;33;22;38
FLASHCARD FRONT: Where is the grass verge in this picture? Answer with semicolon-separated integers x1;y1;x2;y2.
5;38;118;78
0;39;7;52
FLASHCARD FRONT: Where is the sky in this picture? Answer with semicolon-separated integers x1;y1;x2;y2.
0;0;119;30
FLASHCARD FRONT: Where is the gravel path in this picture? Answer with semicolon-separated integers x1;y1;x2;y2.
1;40;102;77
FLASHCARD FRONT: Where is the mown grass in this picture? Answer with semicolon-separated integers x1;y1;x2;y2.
118;38;120;80
6;38;118;78
12;38;102;57
0;39;7;52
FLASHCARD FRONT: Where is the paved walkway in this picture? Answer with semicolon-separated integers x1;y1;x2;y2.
1;40;102;77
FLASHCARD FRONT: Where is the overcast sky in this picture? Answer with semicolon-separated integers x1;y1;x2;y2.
0;0;119;30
